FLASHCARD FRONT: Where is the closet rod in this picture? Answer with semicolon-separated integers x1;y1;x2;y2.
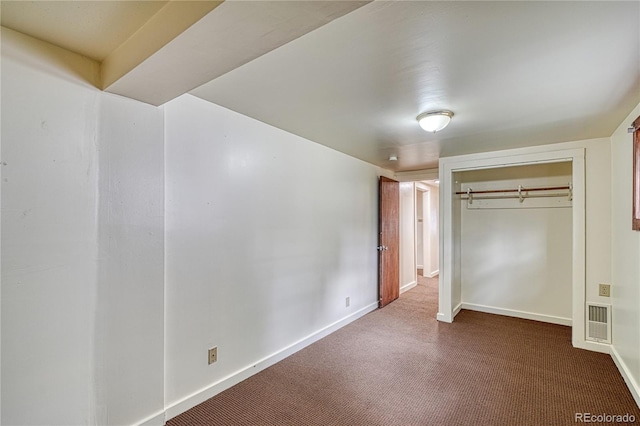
454;185;571;195
459;193;568;200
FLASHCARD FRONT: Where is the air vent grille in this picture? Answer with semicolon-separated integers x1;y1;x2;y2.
586;303;611;344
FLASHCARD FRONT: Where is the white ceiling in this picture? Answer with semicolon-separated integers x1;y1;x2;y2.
191;1;640;171
2;1;639;172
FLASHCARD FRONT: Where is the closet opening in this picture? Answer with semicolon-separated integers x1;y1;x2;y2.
439;147;604;352
452;162;573;326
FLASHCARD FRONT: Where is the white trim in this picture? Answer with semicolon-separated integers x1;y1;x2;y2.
453;303;462;318
575;339;610;354
132;410;165;426
417;264;424;269
437;312;451;323
461;303;572;326
164;302;378;421
611;346;640;408
428;269;439;278
400;280;417;294
439;146;587;351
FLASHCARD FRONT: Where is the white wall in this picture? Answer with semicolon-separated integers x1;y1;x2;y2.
164;95;384;416
399;182;416;291
610;101;640;405
1;28;165;426
1;28;101;426
458;164;573;322
96;95;165;426
1;29;391;425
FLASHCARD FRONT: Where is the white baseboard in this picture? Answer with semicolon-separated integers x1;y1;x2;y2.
400;280;417;294
611;346;640;409
453;303;462;318
437;303;461;323
572;338;610;354
164;301;379;421
436;312;452;323
417;264;424;269
428;269;439;278
461;303;572;326
133;410;165;426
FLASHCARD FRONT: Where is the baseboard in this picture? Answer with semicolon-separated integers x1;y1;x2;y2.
428;269;439;278
453;302;462;318
437;312;452;323
611;346;640;409
164;301;379;421
572;338;610;354
133;410;165;426
461;303;572;326
400;280;417;294
437;303;461;323
417;264;424;269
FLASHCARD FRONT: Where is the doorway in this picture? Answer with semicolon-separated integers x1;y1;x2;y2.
397;179;440;310
415;181;439;280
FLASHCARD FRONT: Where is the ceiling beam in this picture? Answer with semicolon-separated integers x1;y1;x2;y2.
101;1;223;91
103;1;370;106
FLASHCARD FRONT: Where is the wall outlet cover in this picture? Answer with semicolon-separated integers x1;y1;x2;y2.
598;283;611;297
208;347;217;364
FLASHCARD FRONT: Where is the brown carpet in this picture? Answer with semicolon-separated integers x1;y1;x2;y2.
168;275;640;425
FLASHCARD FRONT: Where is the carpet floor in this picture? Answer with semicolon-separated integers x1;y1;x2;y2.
168;275;640;425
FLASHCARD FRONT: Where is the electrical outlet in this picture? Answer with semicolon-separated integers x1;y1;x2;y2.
345;296;350;307
208;347;217;365
598;284;611;297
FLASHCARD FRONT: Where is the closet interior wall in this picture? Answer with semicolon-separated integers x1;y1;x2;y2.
455;162;573;325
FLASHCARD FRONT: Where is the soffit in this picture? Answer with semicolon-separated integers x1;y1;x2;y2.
0;0;167;61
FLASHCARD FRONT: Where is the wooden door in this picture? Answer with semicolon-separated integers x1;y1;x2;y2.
378;176;400;307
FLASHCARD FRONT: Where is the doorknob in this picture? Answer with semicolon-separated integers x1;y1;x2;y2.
377;245;389;251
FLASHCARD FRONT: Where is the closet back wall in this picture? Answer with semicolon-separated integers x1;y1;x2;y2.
458;163;573;324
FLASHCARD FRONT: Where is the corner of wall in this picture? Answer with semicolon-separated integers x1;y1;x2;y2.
609;101;640;408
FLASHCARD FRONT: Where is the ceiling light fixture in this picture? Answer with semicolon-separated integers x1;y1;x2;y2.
417;110;454;133
389;155;398;161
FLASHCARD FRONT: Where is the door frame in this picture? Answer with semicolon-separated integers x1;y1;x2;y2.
415;185;428;277
439;146;608;353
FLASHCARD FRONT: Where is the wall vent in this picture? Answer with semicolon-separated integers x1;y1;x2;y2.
586;303;611;344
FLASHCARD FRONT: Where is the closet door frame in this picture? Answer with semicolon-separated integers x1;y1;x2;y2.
439;146;606;354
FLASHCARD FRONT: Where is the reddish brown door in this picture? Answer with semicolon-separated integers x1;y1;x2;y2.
378;176;400;307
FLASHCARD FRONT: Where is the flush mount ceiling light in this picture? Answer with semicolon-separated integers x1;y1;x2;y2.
417;110;454;133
